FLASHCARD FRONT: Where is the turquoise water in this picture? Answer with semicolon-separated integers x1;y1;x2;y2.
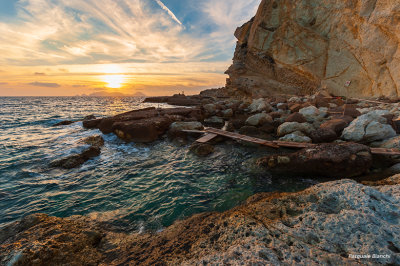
0;97;318;232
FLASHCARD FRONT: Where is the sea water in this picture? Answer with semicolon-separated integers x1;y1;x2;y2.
0;96;319;232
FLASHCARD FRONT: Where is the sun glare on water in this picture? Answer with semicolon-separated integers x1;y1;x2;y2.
103;75;125;89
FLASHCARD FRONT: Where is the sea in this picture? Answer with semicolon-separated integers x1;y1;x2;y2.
0;96;319;232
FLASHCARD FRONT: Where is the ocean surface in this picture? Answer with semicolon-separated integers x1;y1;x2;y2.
0;97;320;232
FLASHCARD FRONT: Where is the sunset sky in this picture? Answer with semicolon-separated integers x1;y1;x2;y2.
0;0;260;96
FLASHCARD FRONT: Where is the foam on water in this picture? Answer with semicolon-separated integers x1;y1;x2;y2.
0;97;320;232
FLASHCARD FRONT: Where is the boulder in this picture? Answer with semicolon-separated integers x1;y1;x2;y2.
52;120;74;127
168;122;204;139
279;131;312;143
299;106;327;123
257;143;372;178
248;99;272;113
277;122;314;137
113;116;172;143
204;116;225;128
245;113;273;127
342;111;396;142
203;104;217;116
189;143;214;156
320;119;349;135
377;136;400;150
83;115;96;120
285;113;307;123
309;128;338;143
50;146;101;169
81;135;104;148
221;109;234;118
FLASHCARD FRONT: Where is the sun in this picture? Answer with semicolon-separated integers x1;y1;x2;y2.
103;75;125;89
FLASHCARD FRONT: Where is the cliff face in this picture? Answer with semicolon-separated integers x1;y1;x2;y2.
226;0;400;98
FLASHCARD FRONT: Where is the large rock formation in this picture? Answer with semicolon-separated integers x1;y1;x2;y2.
226;0;400;98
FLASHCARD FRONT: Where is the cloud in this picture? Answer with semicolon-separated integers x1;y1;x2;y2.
34;72;46;76
28;82;60;88
154;0;183;26
0;82;8;85
72;84;87;88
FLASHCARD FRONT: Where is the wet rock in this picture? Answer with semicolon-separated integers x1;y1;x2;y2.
84;115;96;120
190;143;215;156
113;116;172;143
50;146;101;169
203;104;218;116
285;112;307;123
168;122;204;139
342;111;396;142
221;109;234;118
277;122;314;137
52;120;74;127
309;128;338;143
83;119;102;129
257;143;372;178
320;118;349;135
248;98;272;113
204;116;225;128
82;135;104;148
377;136;400;150
279;131;312;143
245;113;273;127
299;106;327;123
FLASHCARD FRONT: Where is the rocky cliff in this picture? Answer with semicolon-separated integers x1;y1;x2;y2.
226;0;400;98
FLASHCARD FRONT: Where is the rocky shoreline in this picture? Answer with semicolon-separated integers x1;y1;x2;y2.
2;89;400;265
1;175;399;265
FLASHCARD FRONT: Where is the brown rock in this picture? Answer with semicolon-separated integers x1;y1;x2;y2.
190;143;215;156
50;146;101;169
309;128;338;143
257;143;372;178
289;103;303;113
52;120;74;127
320;119;349;135
113;116;172;143
285;113;307;123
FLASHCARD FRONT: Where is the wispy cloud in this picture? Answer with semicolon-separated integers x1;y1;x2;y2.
28;82;60;88
34;72;46;76
154;0;183;26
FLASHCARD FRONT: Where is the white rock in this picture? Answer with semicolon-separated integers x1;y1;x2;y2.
277;122;314;137
341;111;390;142
299;106;326;123
245;113;273;126
279;131;312;143
364;121;396;142
249;98;271;113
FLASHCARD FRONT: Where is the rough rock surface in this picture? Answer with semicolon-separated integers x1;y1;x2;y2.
83;107;202;143
257;143;372;178
1;179;399;265
226;0;400;98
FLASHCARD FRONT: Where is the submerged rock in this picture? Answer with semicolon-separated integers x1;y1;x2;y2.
189;143;215;156
50;146;101;169
257;143;372;178
52;120;74;127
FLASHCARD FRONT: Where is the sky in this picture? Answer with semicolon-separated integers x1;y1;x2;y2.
0;0;260;96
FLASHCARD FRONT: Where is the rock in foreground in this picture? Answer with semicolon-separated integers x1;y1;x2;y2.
1;179;399;265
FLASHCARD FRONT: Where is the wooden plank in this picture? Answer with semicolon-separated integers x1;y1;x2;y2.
203;127;400;156
181;129;206;134
196;133;218;143
205;128;279;149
